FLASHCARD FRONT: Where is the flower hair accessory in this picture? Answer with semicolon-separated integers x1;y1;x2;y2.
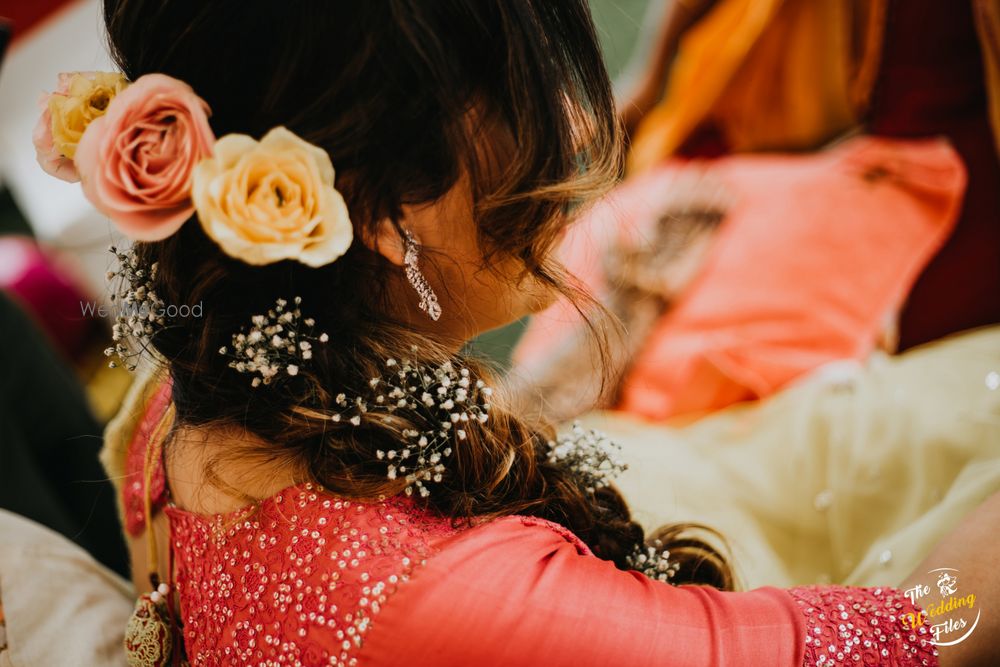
192;127;353;267
35;71;353;267
220;297;330;387
550;424;676;584
104;245;166;371
627;539;680;583
330;354;492;497
546;422;627;494
75;74;215;241
33;71;128;183
374;358;491;497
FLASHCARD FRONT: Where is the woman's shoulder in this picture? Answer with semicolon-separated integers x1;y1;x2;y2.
359;506;807;667
439;512;595;557
168;488;604;665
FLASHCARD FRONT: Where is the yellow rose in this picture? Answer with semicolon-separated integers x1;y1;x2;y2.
192;127;354;267
48;72;129;160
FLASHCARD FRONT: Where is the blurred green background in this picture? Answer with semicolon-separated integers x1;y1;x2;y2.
591;0;654;80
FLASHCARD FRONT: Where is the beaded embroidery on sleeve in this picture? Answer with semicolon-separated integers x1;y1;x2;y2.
787;585;939;666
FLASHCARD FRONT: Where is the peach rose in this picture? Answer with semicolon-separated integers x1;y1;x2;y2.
33;71;128;182
191;127;353;267
75;73;215;241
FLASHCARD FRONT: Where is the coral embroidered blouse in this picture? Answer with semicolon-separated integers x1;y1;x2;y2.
124;385;938;666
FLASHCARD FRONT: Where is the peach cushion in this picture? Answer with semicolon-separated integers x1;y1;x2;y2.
514;136;967;420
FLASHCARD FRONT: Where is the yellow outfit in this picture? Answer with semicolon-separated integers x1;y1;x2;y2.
588;326;1000;589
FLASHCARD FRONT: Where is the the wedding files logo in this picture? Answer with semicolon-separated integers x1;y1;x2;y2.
901;568;980;646
79;300;204;319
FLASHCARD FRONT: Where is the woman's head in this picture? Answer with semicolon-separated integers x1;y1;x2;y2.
104;0;620;342
102;0;733;589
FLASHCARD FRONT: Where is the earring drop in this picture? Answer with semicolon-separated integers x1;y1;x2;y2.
402;229;442;321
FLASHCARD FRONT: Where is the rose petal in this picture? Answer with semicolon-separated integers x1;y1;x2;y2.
193;127;352;267
75;73;214;241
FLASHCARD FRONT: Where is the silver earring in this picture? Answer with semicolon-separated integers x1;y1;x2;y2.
402;229;442;321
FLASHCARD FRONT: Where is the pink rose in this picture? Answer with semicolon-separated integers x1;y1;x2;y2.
75;73;215;241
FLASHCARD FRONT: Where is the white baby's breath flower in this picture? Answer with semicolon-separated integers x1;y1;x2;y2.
546;422;627;494
220;296;328;387
329;354;492;498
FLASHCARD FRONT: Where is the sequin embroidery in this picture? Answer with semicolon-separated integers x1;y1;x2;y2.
166;485;456;666
788;585;939;666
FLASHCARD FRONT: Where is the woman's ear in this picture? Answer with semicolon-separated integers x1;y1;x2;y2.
363;218;407;267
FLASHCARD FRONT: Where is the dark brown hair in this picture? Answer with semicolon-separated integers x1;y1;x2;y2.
104;0;733;589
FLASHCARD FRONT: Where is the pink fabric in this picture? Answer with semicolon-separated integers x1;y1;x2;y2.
165;487;458;666
122;392;937;666
0;237;98;360
155;485;937;667
788;585;939;665
361;515;807;666
364;518;936;667
515;136;966;420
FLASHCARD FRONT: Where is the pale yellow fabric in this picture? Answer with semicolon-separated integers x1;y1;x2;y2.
587;326;1000;590
0;510;132;667
81;355;134;424
100;362;165;526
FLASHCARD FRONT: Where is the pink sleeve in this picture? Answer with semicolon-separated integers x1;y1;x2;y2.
358;517;805;667
358;518;938;667
787;585;938;665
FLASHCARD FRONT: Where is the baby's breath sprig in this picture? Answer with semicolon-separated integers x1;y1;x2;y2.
546;422;627;494
219;297;329;387
331;354;492;498
104;244;165;371
626;539;680;583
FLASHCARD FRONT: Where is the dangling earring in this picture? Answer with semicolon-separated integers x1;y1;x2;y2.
402;229;442;321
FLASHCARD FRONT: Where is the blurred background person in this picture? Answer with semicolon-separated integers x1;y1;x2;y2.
516;0;998;424
620;0;999;349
